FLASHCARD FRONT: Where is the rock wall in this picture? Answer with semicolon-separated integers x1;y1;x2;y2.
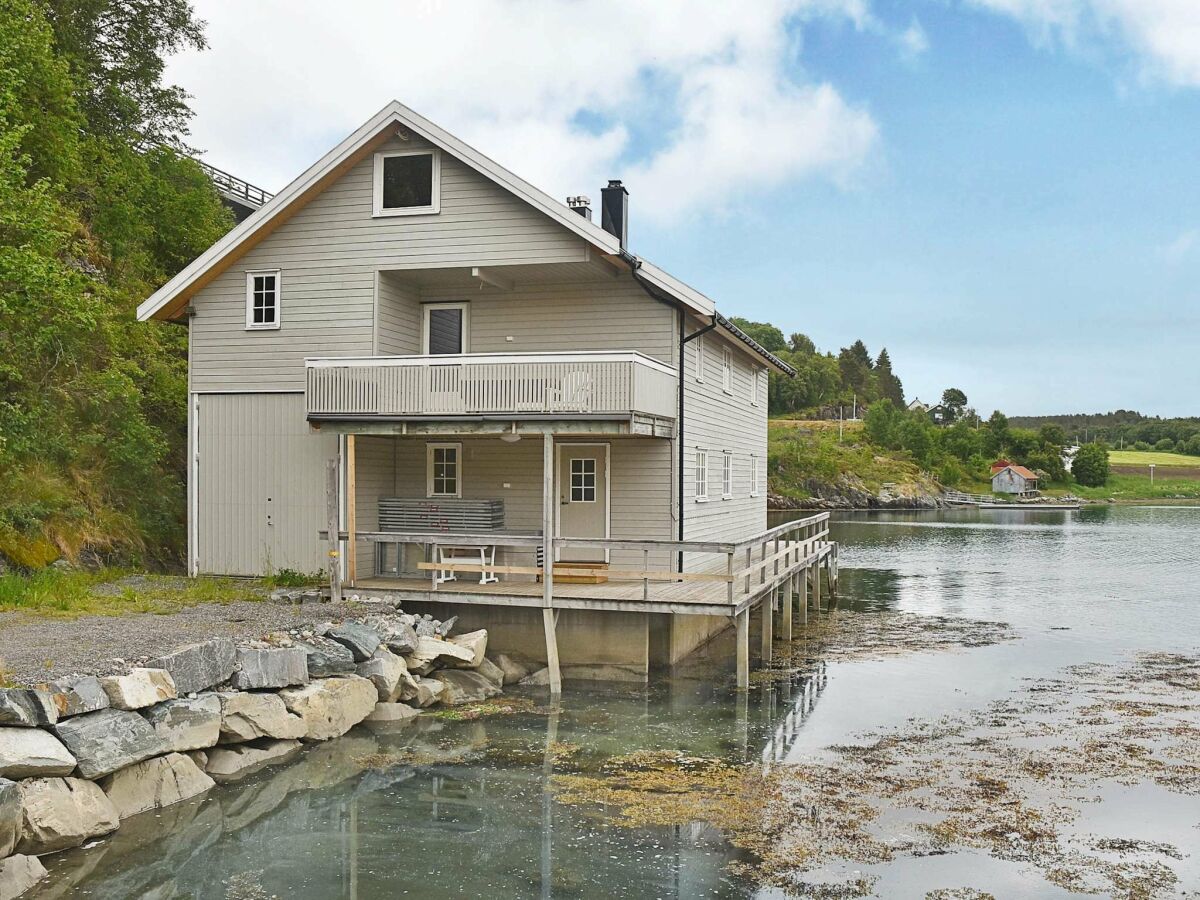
769;473;943;510
0;609;515;898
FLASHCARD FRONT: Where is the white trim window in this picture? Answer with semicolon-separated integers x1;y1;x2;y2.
422;302;469;355
245;270;280;330
426;442;462;498
750;455;761;498
695;335;706;382
750;368;760;406
694;449;709;502
722;451;734;499
373;149;441;217
721;346;732;394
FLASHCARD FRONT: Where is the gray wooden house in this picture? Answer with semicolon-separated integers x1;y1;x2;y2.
139;101;835;689
991;464;1039;496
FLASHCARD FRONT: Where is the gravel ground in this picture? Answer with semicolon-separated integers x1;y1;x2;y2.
0;598;397;685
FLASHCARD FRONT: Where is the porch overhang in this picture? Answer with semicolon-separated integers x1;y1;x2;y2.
310;414;674;438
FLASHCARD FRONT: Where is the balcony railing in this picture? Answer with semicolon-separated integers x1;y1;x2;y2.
305;351;677;420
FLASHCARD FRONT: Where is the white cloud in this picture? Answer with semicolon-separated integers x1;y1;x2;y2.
898;18;931;59
1160;228;1198;262
969;0;1200;87
169;0;879;224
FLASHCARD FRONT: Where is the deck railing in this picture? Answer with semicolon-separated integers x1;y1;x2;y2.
305;352;677;420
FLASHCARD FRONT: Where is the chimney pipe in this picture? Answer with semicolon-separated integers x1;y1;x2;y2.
601;179;628;249
566;195;592;221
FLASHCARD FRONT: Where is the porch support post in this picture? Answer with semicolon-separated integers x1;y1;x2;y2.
735;608;749;690
346;434;357;586
541;432;561;696
325;457;342;603
782;575;793;642
814;560;823;611
760;594;773;665
798;571;808;626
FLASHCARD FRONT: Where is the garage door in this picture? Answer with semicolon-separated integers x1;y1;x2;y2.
195;393;337;576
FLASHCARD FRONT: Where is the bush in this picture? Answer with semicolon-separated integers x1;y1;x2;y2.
937;458;965;486
1072;443;1110;487
1132;441;1152;451
1154;438;1175;452
1184;435;1200;457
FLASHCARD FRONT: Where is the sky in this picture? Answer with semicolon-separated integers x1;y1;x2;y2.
166;0;1200;417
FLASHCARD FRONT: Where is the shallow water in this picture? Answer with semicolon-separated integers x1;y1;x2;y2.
39;506;1200;899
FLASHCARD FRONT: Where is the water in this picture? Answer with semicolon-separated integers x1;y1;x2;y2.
38;506;1200;899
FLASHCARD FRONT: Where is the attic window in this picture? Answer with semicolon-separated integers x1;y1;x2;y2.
245;270;279;330
374;150;440;216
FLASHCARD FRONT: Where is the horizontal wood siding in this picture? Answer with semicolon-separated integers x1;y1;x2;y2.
353;436;396;576
375;272;420;355
190;133;587;391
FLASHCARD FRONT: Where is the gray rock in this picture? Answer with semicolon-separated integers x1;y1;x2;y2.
148;638;236;694
35;676;109;718
230;647;309;690
217;692;306;743
435;615;458;636
356;648;409;702
0;690;57;727
53;708;167;779
141;694;221;753
99;753;215;820
0;854;47;900
494;653;534;686
476;657;505;690
519;667;552;687
0;728;76;778
294;636;356;677
414;617;439;638
206;739;302;784
363;702;420;725
446;629;488;668
99;668;176;710
358;615;418;655
431;670;503;705
0;778;19;858
325;622;380;661
17;777;119;854
409;677;445;708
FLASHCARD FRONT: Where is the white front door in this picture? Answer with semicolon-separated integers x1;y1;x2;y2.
557;444;608;563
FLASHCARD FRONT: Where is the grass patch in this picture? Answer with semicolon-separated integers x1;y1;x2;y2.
1109;450;1200;468
0;568;266;619
1045;473;1200;501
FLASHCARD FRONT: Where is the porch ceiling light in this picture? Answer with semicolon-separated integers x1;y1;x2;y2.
500;428;521;443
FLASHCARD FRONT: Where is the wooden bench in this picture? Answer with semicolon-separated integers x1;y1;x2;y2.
375;498;508;583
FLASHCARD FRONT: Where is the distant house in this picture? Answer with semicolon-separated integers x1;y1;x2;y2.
990;459;1013;474
907;398;929;413
992;465;1039;497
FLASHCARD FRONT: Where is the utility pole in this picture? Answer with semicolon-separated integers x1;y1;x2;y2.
839;406;843;440
1149;464;1155;485
852;393;857;420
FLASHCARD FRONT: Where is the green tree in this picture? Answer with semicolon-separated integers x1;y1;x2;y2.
728;317;787;353
1184;435;1200;457
940;388;967;423
1154;438;1175;452
1038;423;1067;447
983;410;1010;457
1072;443;1110;487
874;348;905;406
864;399;900;449
788;333;816;354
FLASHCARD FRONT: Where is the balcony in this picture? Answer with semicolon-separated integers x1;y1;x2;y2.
305;351;677;429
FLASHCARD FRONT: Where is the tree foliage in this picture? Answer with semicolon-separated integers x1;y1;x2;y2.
1072;443;1110;487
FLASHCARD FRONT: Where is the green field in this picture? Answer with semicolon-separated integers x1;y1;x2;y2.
1108;450;1200;468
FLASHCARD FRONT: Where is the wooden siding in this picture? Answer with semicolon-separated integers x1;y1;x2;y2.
681;327;768;561
189;133;588;392
374;271;420;354
195;393;336;576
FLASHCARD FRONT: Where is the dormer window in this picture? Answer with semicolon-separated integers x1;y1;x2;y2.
373;150;440;217
245;270;279;330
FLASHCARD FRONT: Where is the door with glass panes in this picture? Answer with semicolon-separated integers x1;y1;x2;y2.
556;444;608;563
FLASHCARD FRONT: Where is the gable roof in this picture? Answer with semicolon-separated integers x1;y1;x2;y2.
994;464;1038;481
138;101;800;374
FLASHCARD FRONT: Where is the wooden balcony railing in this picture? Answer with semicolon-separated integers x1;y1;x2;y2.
305;352;677;420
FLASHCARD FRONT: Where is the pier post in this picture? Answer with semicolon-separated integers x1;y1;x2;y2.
325;458;342;604
761;595;773;665
542;433;561;696
814;560;823;611
736;609;749;690
782;576;793;642
798;571;807;626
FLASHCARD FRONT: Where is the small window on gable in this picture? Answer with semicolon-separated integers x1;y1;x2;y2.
695;449;708;501
374;150;440;216
750;368;760;406
721;347;732;393
427;443;461;498
246;271;279;330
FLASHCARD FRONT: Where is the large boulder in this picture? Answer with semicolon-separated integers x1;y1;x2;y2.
217;692;306;743
100;753;215;819
476;657;505;690
494;653;535;686
35;676;109;719
363;702;420;725
0;728;76;778
0;778;19;857
0;855;47;900
404;636;475;675
358;615;418;655
294;637;355;677
406;677;446;708
205;739;302;784
17;777;119;854
0;690;57;727
279;676;377;741
446;630;488;668
141;694;221;753
53;708;166;779
230;648;308;690
325;623;380;662
99;669;176;711
431;670;503;705
356;648;409;702
148;639;236;694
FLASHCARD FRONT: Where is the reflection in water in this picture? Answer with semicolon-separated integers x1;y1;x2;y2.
36;506;1200;898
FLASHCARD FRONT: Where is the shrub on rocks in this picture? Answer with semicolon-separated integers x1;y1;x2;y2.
99;669;176;711
99;753;215;819
149;639;236;694
17;777;119;854
279;676;377;741
0;729;76;778
217;692;306;743
141;694;221;753
206;739;302;784
35;676;109;719
52;709;166;779
229;648;308;690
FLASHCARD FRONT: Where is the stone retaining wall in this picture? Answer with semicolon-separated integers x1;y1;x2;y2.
0;610;529;898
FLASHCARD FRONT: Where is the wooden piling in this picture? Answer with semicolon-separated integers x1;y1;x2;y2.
541;433;561;696
761;593;773;665
325;458;342;604
736;609;750;690
346;434;356;587
782;576;793;642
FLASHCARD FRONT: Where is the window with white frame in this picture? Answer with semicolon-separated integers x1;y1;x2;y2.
695;335;706;382
423;302;469;355
722;452;733;499
569;457;597;502
750;455;761;497
694;449;708;501
750;368;760;406
245;271;280;329
721;347;732;393
373;150;440;216
426;443;461;498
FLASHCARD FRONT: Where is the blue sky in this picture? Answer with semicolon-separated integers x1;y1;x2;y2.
172;0;1200;417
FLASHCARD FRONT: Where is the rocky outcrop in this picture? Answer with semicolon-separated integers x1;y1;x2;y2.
205;739;302;784
0;730;76;778
141;695;221;753
148;639;236;695
52;709;166;780
35;677;108;719
768;474;942;510
279;677;376;741
99;753;214;820
98;669;176;711
217;692;306;743
229;648;308;690
16;777;118;854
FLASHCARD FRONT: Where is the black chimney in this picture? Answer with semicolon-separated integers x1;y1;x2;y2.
601;180;628;249
566;195;592;221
